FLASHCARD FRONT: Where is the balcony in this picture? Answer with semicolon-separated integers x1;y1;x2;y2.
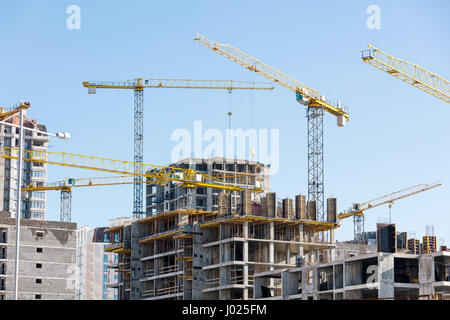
142;285;184;298
159;264;179;275
118;262;131;272
143;268;155;277
205;277;220;289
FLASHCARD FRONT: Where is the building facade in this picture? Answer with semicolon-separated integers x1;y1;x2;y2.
105;193;338;300
76;226;117;300
146;157;270;215
253;251;450;300
104;217;136;300
0;110;49;220
0;211;76;300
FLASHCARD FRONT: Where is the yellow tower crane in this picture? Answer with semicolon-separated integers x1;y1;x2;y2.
0;101;31;121
23;176;137;222
82;78;274;218
4;147;262;222
362;44;450;103
194;33;349;225
337;182;442;242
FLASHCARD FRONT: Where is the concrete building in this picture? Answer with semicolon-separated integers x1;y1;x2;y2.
104;217;137;300
419;251;450;298
105;189;338;300
0;211;76;300
146;157;270;215
253;251;450;300
0;110;49;220
106;157;450;301
76;226;117;300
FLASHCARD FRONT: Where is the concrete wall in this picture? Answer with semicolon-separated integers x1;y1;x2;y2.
419;254;435;297
0;211;76;300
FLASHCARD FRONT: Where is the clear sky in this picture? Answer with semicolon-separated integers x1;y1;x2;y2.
0;1;449;243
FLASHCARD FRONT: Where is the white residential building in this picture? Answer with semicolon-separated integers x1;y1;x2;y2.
0;109;49;220
76;226;117;300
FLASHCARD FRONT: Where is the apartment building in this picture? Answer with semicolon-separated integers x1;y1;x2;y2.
105;192;338;300
146;157;270;215
104;217;137;300
76;226;117;300
0;110;49;220
0;211;76;300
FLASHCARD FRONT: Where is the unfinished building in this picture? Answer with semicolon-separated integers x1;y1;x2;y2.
104;217;136;300
0;211;77;300
105;188;338;300
253;251;450;300
146;157;270;215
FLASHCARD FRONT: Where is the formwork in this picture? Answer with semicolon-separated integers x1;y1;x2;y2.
295;195;307;220
377;223;397;253
307;200;317;221
283;198;294;220
240;190;252;216
266;192;276;218
326;198;337;223
218;193;232;216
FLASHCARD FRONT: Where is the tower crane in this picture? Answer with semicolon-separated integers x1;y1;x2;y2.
194;33;350;224
362;44;450;103
0;102;31;149
82;78;274;218
0;101;31;121
337;182;442;242
4;147;262;221
23;175;138;222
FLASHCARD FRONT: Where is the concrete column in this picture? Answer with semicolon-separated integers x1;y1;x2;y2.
219;264;231;300
301;267;316;300
329;228;336;262
378;254;394;299
243;222;249;300
332;265;336;291
269;222;274;270
342;261;346;292
298;224;304;264
222;242;231;263
269;222;275;292
286;243;291;265
192;224;204;300
130;221;143;300
207;162;213;211
154;257;159;276
419;254;435;298
282;270;298;299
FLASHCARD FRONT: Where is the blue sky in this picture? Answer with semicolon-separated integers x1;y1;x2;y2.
0;1;449;243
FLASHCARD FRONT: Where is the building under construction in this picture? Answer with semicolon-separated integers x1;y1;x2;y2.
146;157;270;215
253;251;450;300
104;157;340;300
